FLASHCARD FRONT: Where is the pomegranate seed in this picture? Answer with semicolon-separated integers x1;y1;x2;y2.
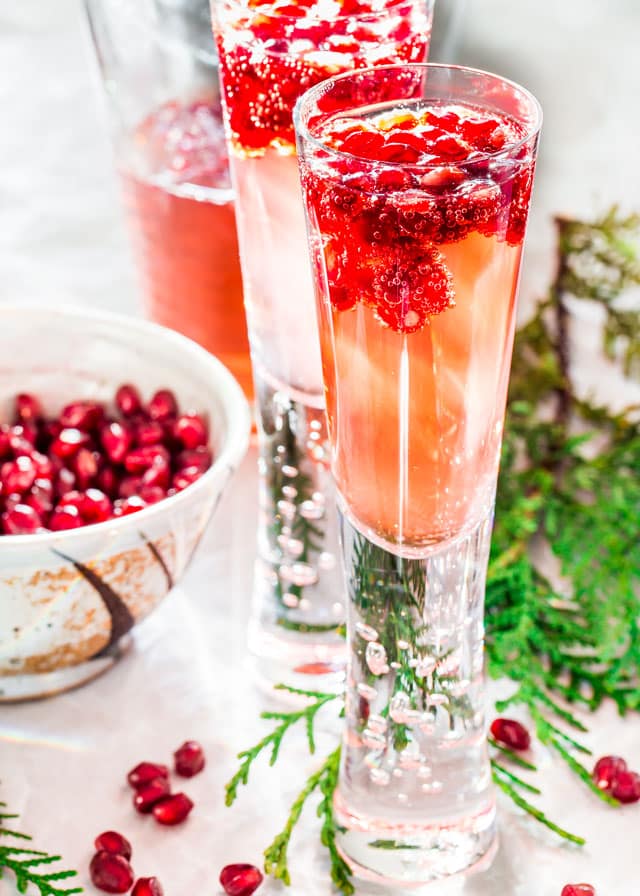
55;467;77;498
26;479;54;516
561;886;596;896
31;451;54;480
97;466;120;498
152;793;193;826
113;496;147;517
132;878;164;896
610;769;640;803
148;389;178;421
2;503;42;535
134;777;171;814
141;458;170;490
60;401;103;432
138;485;166;505
127;762;169;789
174;741;205;777
592;755;627;791
1;457;37;493
81;488;112;524
74;447;100;488
116;384;143;418
94;831;132;861
58;490;85;513
0;425;11;459
50;427;90;459
124;445;169;475
10;423;37;448
173;414;208;450
119;476;143;499
49;504;83;531
490;718;531;751
135;420;165;447
102;421;133;464
90;851;134;894
176;447;212;471
219;863;264;896
172;466;204;491
15;393;42;423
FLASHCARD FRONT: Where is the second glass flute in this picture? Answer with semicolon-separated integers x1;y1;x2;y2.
212;0;434;687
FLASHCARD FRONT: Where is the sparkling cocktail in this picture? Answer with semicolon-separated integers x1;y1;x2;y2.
296;64;541;884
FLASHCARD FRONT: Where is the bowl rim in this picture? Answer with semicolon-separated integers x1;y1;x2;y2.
0;303;252;548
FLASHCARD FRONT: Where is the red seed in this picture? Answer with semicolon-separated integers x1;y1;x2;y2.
127;762;170;789
124;445;169;475
172;466;204;491
26;479;54;516
58;490;85;513
2;503;42;535
50;427;90;459
1;457;37;494
119;476;143;499
49;504;83;531
10;423;37;448
592;755;627;791
81;488;112;524
113;496;147;517
0;425;11;459
152;793;193;826
101;421;133;464
31;451;54;480
74;448;100;489
90;851;134;894
219;863;264;896
97;466;120;498
94;831;133;861
55;467;77;498
490;718;531;751
174;414;208;450
15;393;42;423
138;485;166;505
116;384;143;418
610;769;640;804
148;389;178;421
135;420;165;447
560;886;596;896
132;878;164;896
175;447;212;472
60;401;103;432
134;777;171;814
174;741;206;778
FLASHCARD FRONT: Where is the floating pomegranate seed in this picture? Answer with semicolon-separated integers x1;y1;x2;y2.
174;413;208;450
15;393;42;423
101;421;132;464
592;755;627;791
134;777;171;814
610;769;640;804
135;420;165;447
49;504;83;531
1;457;37;494
81;488;113;524
94;831;133;861
116;384;143;418
90;851;134;894
50;427;90;459
148;389;178;421
124;445;169;475
152;793;193;826
132;878;164;896
74;447;100;489
219;863;264;896
60;401;103;432
560;885;596;896
490;718;531;751
2;503;42;535
127;762;170;790
113;496;147;517
174;741;206;777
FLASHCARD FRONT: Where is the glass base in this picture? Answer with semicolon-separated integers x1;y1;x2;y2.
248;369;346;689
334;792;497;886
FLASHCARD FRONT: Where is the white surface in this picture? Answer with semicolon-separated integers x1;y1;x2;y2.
1;1;640;895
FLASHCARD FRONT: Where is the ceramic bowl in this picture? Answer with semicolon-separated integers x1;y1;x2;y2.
0;305;250;701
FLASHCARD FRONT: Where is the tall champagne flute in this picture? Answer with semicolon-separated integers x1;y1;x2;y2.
295;64;541;883
212;0;434;688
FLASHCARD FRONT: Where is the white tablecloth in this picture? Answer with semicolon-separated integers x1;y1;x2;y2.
1;1;639;894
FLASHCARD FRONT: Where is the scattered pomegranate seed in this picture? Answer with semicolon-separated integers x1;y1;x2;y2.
89;851;134;894
592;755;627;791
116;384;143;418
490;718;531;751
148;390;178;421
132;878;164;896
94;831;133;861
134;777;172;814
560;885;596;896
219;863;264;896
174;741;206;777
610;769;640;804
15;393;42;423
127;762;170;790
152;793;194;826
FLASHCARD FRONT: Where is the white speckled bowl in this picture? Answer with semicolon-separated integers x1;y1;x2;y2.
0;305;251;701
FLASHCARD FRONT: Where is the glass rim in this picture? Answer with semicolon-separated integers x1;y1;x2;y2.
294;62;543;171
214;0;434;25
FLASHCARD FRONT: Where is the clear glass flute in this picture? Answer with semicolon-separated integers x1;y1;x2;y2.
84;0;252;398
295;64;541;883
212;0;434;688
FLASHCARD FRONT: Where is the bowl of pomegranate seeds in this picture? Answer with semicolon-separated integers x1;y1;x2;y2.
0;306;250;701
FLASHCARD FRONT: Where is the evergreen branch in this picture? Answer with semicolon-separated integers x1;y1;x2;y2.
491;760;541;795
488;738;538;771
492;768;585;846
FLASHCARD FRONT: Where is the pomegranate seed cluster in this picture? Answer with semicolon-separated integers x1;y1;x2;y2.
0;386;212;535
301;104;535;333
592;754;640;803
215;0;429;155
